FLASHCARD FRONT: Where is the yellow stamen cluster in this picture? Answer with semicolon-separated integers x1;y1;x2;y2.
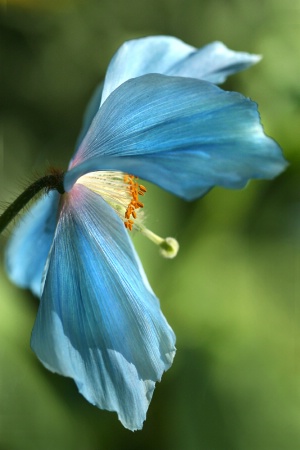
75;170;179;257
124;175;147;231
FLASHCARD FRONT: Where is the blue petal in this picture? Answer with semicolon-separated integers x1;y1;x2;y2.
5;191;59;297
65;74;287;200
168;41;261;84
31;184;176;430
101;36;261;104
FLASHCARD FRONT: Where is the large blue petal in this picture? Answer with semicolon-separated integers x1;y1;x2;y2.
31;184;176;431
65;74;287;200
5;191;59;297
100;36;261;104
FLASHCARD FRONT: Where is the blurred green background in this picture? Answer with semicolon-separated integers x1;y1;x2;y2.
0;0;299;449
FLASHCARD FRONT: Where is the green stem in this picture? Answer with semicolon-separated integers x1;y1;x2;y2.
0;172;65;234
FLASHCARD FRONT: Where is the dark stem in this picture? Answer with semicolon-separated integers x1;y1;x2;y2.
0;172;65;234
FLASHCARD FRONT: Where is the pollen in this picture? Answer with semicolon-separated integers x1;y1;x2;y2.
124;174;147;230
75;170;178;257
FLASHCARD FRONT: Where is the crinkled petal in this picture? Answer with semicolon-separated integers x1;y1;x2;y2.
5;191;59;297
101;36;261;104
31;184;176;431
65;74;287;200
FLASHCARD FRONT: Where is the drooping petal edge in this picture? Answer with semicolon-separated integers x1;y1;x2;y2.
31;184;176;430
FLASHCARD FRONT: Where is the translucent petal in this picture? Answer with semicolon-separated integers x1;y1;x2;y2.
31;184;176;430
101;36;261;104
5;191;59;297
65;74;287;200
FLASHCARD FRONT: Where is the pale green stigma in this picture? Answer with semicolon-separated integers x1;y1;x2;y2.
139;228;179;259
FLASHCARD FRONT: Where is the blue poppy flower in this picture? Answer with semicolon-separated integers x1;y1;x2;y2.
5;36;287;431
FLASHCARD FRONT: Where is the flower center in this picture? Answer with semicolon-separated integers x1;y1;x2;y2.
76;170;179;259
76;171;146;230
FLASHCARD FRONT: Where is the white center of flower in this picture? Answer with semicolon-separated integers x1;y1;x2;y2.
76;171;146;230
76;170;179;258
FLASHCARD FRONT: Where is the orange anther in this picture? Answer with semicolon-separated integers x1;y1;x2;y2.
123;173;147;230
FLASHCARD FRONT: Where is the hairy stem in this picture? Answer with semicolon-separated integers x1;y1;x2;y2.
0;172;65;234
